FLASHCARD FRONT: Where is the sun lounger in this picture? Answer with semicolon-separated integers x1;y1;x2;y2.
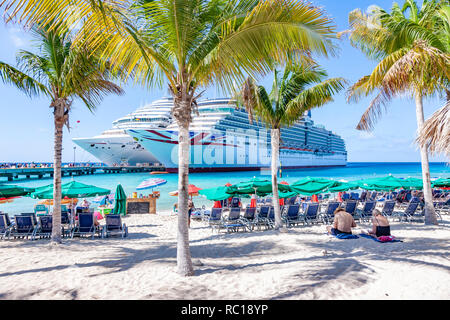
342;201;357;218
301;203;320;225
71;212;103;239
34;215;55;240
254;205;271;230
208;208;223;232
381;201;396;218
392;201;420;222
283;204;300;227
104;214;128;238
0;214;11;239
220;208;246;233
319;202;339;224
9;216;37;240
20;213;38;226
240;207;256;231
358;201;376;222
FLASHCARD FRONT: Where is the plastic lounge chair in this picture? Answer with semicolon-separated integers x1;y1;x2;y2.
302;203;320;225
220;208;245;233
240;207;257;231
10;216;37;240
283;204;300;227
34;215;56;240
20;213;38;226
321;202;340;224
255;206;271;230
343;201;357;218
208;208;223;233
71;212;103;239
358;201;376;222
0;214;11;239
381;201;396;218
392;201;420;222
104;214;128;238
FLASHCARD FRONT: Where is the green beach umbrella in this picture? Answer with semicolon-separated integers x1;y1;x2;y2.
328;181;360;193
399;177;425;190
114;184;127;216
356;175;405;191
0;184;34;198
290;177;339;196
30;181;110;199
199;186;238;201
433;178;450;187
233;178;291;195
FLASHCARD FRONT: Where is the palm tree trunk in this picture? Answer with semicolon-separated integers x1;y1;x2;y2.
271;128;283;229
175;100;194;277
51;102;64;243
415;93;437;225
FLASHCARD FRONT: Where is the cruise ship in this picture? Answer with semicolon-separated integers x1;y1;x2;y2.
126;98;347;172
72;98;174;166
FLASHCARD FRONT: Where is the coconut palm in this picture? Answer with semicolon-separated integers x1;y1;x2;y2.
235;62;346;230
0;24;123;243
343;0;450;225
2;0;338;275
68;0;339;276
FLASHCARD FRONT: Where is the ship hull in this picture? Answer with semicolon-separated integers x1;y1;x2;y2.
73;134;159;166
128;129;347;172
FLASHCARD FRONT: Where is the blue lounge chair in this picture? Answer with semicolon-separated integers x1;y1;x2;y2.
71;212;103;239
220;208;246;233
0;214;11;239
381;201;396;218
104;214;128;238
255;206;271;230
10;216;37;240
302;203;320;225
392;201;420;222
321;202;340;224
358;201;376;222
20;213;38;226
208;208;223;232
284;204;300;227
343;201;357;217
240;207;257;231
34;215;54;240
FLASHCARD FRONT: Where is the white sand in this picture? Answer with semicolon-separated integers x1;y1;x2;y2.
0;212;449;300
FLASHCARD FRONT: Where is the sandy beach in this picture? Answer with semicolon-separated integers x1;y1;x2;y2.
0;212;449;300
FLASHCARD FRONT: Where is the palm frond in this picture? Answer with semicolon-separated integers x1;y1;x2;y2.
0;61;48;96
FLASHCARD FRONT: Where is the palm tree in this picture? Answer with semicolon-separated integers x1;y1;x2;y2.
235;62;346;230
2;0;338;275
342;0;450;225
0;24;123;243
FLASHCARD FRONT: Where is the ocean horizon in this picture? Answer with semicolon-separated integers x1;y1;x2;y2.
1;161;448;215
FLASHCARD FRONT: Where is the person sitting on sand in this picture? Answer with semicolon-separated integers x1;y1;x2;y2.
326;208;357;236
362;209;391;238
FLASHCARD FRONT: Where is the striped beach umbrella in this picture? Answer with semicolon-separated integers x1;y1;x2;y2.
136;178;167;191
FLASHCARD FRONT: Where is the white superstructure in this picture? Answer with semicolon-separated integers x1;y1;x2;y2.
127;98;347;172
72;97;173;166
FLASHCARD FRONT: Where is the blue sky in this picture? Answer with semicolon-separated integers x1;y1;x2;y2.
0;0;447;163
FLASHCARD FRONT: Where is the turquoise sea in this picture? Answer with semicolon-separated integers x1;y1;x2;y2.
1;162;449;215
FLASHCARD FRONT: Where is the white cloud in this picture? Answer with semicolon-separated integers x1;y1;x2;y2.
8;27;27;48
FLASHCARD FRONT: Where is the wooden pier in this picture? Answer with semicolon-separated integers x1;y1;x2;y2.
0;166;167;181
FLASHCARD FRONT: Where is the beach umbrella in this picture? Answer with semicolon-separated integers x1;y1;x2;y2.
37;197;78;206
114;184;127;216
290;177;339;196
199;186;237;201
356;175;406;191
399;177;425;190
0;184;34;198
136;178;167;191
433;178;450;188
30;181;110;199
328;181;360;192
169;184;203;198
233;177;291;195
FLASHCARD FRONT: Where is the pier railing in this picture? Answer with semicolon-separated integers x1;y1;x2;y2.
0;166;166;181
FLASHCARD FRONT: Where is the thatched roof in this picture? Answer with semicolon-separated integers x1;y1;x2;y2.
417;101;450;158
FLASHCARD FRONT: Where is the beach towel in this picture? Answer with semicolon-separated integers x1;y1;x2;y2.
332;233;359;240
360;233;403;243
